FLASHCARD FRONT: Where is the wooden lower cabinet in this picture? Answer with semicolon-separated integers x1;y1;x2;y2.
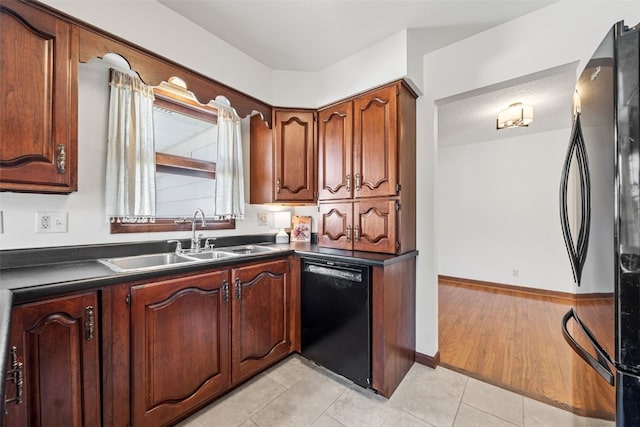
371;256;416;397
122;257;296;426
4;292;101;427
130;270;231;427
231;259;294;383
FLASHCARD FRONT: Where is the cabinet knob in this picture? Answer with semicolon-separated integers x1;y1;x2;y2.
56;144;67;174
4;346;24;413
346;225;352;242
235;278;242;300
346;174;351;193
85;306;95;341
354;225;360;242
355;173;362;191
222;280;229;304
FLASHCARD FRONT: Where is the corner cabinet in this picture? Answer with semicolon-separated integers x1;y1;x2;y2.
4;292;101;427
317;81;416;254
0;0;78;193
250;109;317;204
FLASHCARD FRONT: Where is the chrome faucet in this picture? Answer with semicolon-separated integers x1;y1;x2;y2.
191;209;206;252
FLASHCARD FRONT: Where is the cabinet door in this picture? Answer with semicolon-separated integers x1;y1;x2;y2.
273;110;316;202
130;271;231;427
231;259;292;383
353;85;398;198
0;1;78;193
318;202;354;250
318;100;353;200
354;200;397;254
4;292;100;427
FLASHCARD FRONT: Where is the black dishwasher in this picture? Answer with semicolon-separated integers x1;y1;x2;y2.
301;257;372;388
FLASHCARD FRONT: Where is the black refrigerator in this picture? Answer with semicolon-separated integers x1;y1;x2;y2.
559;21;639;426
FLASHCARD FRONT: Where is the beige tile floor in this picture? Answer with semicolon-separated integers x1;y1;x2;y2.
178;355;615;427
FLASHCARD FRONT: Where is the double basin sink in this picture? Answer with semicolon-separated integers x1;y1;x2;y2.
98;245;280;273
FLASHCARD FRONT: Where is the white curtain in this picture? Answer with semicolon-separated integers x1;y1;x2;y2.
214;107;245;219
105;69;156;223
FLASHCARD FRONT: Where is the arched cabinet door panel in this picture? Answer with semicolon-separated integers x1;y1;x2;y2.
353;86;398;199
231;259;292;383
130;270;231;427
274;110;317;202
5;292;100;427
354;200;397;254
318;101;353;201
0;0;78;193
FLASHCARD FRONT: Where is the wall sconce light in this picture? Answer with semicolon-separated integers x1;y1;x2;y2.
273;211;291;243
496;102;534;129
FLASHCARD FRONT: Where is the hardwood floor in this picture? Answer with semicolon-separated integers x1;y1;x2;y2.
438;277;615;421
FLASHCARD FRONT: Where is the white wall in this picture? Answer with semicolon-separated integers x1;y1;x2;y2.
314;30;408;107
437;129;575;293
0;58;281;250
416;0;640;357
39;0;274;104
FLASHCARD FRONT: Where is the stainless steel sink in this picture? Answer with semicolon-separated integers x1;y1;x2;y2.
98;252;199;272
184;250;240;260
215;245;279;255
98;245;279;273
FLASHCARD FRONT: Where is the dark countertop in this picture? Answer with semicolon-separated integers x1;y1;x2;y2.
0;236;417;416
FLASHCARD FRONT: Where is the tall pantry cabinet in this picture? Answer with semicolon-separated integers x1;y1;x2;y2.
317;81;416;254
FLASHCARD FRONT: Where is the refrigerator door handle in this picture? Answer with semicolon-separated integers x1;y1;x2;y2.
561;308;615;385
559;113;591;285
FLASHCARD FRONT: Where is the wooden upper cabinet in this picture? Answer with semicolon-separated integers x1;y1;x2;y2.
318;200;397;253
274;110;316;202
130;270;231;427
353;85;398;199
317;81;415;254
0;0;78;193
318;202;353;250
231;259;292;383
4;292;101;427
354;199;397;253
318;100;353;200
318;85;399;202
250;110;316;204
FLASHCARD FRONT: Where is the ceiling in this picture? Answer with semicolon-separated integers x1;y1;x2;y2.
158;0;556;72
437;62;578;147
157;0;573;146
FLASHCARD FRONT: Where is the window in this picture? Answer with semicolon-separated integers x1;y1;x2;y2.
110;80;235;233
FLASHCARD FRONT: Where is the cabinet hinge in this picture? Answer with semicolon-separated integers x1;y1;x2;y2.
395;183;401;194
126;294;131;305
314;191;318;198
395;201;401;211
396;241;401;250
396;87;400;96
314;112;318;122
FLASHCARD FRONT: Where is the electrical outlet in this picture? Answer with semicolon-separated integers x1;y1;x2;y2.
36;211;68;233
257;212;269;226
512;269;519;278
